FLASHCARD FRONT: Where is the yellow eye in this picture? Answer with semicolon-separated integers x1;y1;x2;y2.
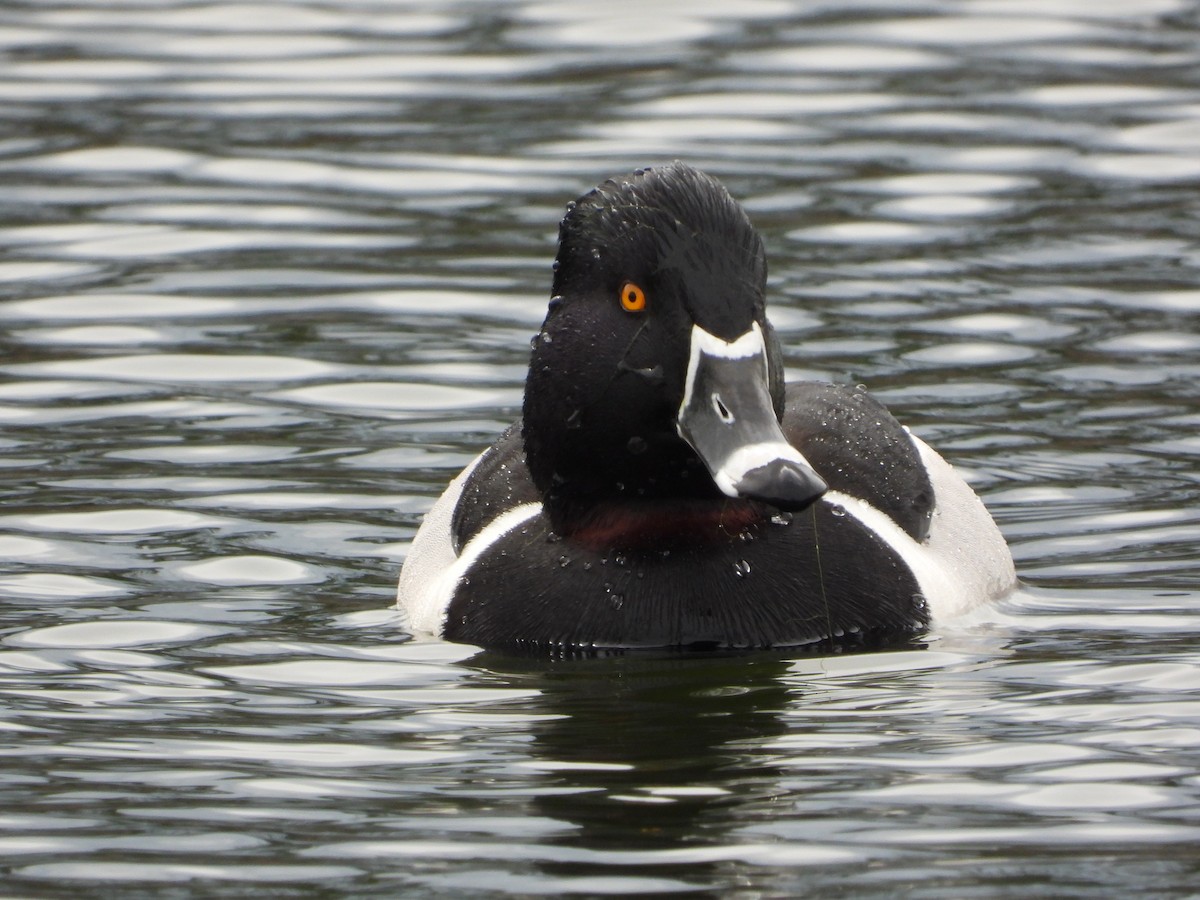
620;281;647;312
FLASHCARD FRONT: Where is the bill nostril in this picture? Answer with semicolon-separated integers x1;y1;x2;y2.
711;393;734;423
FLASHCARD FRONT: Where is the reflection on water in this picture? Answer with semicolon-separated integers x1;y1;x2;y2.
1;0;1198;895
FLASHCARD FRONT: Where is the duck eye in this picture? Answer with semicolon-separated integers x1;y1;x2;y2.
619;281;647;313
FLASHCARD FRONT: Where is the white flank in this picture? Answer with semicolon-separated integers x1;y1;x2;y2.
397;455;541;637
396;454;480;635
821;436;1016;622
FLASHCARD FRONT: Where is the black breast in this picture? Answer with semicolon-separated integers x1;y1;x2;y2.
443;503;928;655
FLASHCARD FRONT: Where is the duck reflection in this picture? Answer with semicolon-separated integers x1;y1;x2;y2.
468;650;801;887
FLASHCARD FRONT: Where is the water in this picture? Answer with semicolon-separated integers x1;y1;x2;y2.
1;0;1199;895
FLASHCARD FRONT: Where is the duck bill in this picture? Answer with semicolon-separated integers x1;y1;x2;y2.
676;323;827;512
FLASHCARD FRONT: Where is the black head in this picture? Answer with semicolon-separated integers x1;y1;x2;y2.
522;163;825;529
549;163;768;341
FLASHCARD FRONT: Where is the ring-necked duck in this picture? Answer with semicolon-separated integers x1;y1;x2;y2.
398;163;1016;655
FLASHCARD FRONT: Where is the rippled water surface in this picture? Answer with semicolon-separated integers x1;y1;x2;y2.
1;0;1199;895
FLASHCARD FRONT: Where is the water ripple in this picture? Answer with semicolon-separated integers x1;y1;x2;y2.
0;0;1198;896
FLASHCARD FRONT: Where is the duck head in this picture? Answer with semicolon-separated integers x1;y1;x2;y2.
523;163;827;525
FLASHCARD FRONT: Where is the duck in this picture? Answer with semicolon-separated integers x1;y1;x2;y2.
397;162;1016;655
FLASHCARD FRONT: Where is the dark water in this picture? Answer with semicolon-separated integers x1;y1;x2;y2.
1;1;1199;896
